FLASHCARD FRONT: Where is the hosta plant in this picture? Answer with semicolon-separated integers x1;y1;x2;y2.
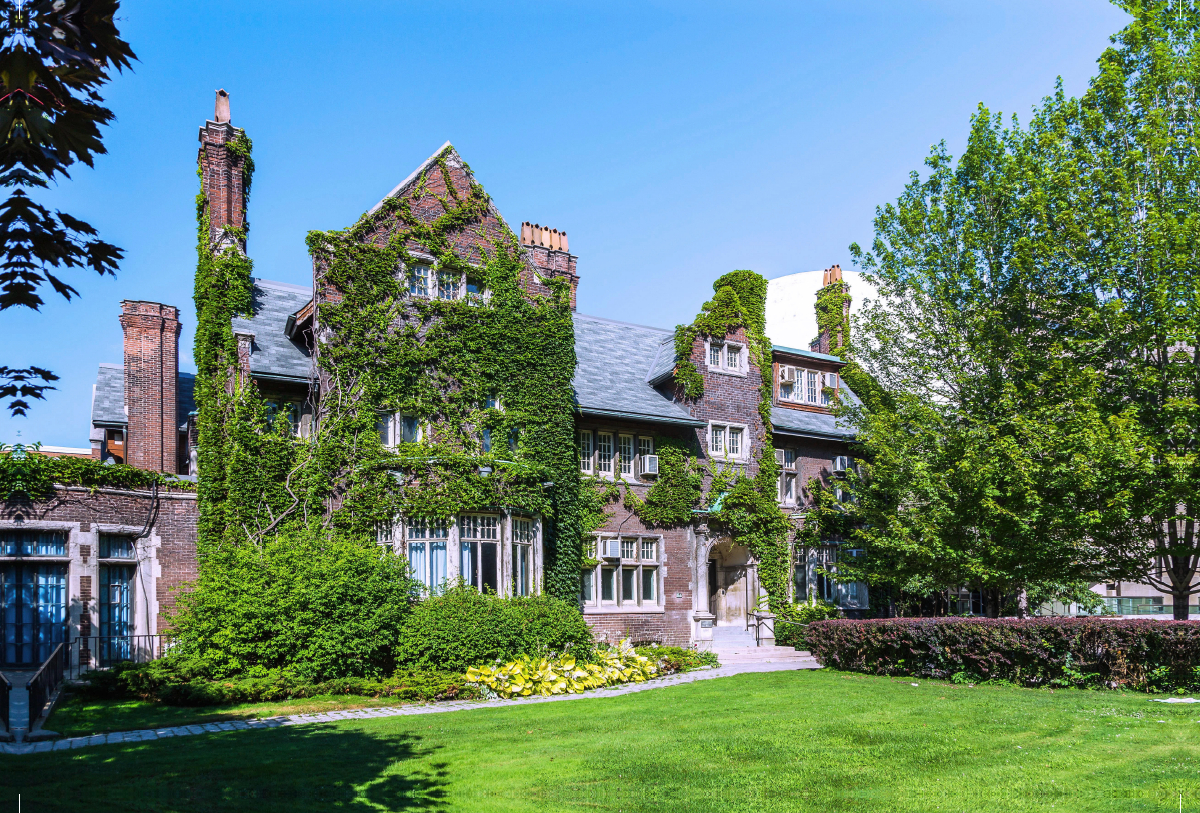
466;640;657;699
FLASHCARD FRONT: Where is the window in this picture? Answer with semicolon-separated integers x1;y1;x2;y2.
0;531;67;557
784;448;796;469
265;400;302;435
807;371;819;403
99;535;135;559
619;435;634;476
408;265;430;297
638;436;654;460
407;518;448;594
823;372;838;405
583;535;662;609
481;428;492;453
1;563;67;665
379;413;422;448
99;564;134;663
508;428;520;453
784;474;796;504
707;340;743;373
780;380;795;401
438;270;459;300
578;430;594;472
460;515;500;594
708;423;748;461
513;517;535;597
597;432;614;474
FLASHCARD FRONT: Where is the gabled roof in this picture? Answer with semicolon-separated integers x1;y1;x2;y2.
231;278;314;382
367;141;453;216
572;313;702;427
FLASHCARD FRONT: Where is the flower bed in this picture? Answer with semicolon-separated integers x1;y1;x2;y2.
806;617;1200;691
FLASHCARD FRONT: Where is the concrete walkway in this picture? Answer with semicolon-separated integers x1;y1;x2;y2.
0;658;820;755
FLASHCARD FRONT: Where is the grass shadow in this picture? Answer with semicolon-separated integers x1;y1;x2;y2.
3;722;449;812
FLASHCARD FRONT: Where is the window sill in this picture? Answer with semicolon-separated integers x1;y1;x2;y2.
706;367;747;378
584;604;666;615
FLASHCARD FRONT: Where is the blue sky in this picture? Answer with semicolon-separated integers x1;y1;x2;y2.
1;0;1130;447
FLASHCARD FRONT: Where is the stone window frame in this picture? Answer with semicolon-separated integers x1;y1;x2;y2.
704;338;747;378
708;420;750;463
581;533;665;614
379;412;425;448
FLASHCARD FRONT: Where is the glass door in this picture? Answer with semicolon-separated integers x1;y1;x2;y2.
99;565;134;664
1;564;67;666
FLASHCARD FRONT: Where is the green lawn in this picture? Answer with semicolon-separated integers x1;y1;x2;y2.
6;669;1200;812
46;691;423;736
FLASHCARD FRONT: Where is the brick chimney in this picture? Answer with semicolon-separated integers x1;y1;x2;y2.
198;89;249;252
810;264;851;356
519;222;579;310
119;301;182;473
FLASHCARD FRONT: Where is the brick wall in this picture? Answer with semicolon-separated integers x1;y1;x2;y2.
1;486;198;632
687;326;768;477
197;116;248;245
120;301;181;473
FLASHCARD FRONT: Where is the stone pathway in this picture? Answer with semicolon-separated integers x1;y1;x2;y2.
0;659;819;755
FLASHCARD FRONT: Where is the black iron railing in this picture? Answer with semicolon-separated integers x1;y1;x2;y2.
27;642;68;728
68;634;174;679
0;671;10;733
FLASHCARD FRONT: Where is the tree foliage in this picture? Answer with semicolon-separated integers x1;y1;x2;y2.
837;1;1200;615
0;0;133;414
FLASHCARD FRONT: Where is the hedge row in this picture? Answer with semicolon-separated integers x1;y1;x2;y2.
807;617;1200;691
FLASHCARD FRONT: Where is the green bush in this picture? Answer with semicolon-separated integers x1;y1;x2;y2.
634;645;719;672
775;601;841;650
76;660;479;706
396;586;595;671
170;529;420;681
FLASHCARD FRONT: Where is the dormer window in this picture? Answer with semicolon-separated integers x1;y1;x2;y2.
706;339;745;375
778;366;839;406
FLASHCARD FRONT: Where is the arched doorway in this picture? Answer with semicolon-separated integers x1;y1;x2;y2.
708;541;753;628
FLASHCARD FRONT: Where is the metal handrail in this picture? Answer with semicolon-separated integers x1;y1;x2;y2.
68;634;175;679
26;642;67;728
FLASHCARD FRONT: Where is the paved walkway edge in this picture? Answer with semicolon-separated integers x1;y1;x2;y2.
1;659;820;755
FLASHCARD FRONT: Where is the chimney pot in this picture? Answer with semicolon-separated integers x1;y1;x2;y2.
215;89;231;124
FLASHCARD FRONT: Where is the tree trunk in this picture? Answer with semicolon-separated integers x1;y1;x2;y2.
1173;591;1190;621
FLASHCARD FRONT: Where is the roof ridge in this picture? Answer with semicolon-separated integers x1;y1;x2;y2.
98;363;123;369
253;277;313;294
574;312;673;334
367;141;455;216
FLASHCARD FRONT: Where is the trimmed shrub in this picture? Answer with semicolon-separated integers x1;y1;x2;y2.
76;661;479;706
170;530;420;681
774;601;841;650
807;617;1200;691
396;586;595;671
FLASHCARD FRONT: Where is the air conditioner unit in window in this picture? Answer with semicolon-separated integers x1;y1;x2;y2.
833;455;850;476
779;365;795;383
601;538;622;559
774;449;785;465
641;454;659;476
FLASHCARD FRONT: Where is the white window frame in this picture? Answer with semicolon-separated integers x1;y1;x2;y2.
637;436;654;479
778;366;839;406
405;517;449;595
582;534;664;612
459;513;501;594
618;434;634;476
578;430;594;473
511;516;535;597
596;432;614;475
407;263;431;298
707;421;749;462
380;413;423;448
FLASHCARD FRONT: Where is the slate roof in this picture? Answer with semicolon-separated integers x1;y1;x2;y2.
90;366;198;431
572;313;702;426
91;363;126;425
770;404;856;440
231;278;314;381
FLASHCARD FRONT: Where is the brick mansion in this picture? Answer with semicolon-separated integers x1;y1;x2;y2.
0;92;865;668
